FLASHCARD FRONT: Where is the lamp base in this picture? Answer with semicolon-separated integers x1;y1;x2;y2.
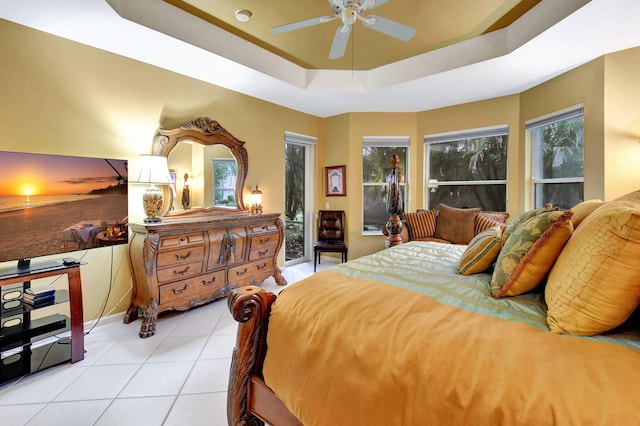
142;184;164;223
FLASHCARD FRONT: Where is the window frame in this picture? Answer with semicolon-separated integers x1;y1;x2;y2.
212;158;238;207
362;136;410;236
526;105;584;209
424;124;509;211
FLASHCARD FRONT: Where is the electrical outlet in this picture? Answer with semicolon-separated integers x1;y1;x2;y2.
325;202;330;209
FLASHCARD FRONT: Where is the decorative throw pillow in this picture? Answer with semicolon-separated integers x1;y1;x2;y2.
434;204;482;245
403;209;437;240
501;204;554;243
474;212;509;235
546;190;640;336
491;210;573;298
570;199;604;229
481;211;510;223
457;227;503;275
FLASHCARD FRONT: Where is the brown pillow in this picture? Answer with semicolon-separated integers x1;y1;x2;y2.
474;212;509;235
434;204;482;245
403;210;437;240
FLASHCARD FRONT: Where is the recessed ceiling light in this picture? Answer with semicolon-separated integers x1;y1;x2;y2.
235;9;252;23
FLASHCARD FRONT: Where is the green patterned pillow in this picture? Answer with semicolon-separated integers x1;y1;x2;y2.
457;227;503;275
502;204;554;243
491;210;573;298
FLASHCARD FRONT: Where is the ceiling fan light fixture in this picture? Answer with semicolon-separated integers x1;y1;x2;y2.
235;9;252;23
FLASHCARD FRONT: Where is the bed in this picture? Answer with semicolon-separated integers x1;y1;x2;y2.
227;193;640;425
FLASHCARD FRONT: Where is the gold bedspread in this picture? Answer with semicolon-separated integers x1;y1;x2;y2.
263;242;640;425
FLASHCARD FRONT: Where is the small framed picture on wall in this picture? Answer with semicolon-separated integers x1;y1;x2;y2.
325;165;346;196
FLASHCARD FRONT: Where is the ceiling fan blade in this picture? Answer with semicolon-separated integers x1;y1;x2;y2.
360;0;390;12
271;15;337;34
329;25;351;59
360;14;416;41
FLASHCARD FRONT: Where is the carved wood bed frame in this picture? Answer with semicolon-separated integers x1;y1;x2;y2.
227;285;302;426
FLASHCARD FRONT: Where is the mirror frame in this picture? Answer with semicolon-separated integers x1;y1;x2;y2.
151;117;248;217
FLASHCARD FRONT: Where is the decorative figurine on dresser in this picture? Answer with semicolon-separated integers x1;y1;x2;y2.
125;117;287;338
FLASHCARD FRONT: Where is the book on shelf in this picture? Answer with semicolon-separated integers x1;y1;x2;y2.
25;286;56;297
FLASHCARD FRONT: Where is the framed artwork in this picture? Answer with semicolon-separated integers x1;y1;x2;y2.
325;165;346;196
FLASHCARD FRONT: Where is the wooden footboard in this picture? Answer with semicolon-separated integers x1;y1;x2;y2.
227;286;302;426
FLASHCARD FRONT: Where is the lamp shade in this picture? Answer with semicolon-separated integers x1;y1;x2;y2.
132;155;173;185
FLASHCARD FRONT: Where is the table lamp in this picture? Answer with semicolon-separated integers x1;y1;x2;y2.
133;155;173;223
250;185;263;215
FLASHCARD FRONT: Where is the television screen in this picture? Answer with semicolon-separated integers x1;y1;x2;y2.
0;151;128;268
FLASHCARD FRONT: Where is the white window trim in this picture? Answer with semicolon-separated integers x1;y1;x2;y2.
424;125;509;210
527;105;584;208
362;136;410;236
284;131;316;265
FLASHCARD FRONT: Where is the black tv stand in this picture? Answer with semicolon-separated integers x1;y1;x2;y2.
0;260;69;279
0;264;85;384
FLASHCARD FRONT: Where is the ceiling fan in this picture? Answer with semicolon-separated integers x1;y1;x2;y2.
271;0;417;60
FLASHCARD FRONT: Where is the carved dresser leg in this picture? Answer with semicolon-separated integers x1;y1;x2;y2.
123;303;139;324
227;286;277;426
139;299;158;338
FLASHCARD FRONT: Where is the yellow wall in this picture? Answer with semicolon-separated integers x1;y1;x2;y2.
520;58;605;204
603;47;640;199
3;19;640;322
0;20;320;322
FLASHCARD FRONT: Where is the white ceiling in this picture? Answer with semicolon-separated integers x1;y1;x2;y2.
2;0;640;118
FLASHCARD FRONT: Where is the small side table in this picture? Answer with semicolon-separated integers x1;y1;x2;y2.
96;231;127;247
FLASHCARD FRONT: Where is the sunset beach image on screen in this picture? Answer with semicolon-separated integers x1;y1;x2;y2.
0;151;128;265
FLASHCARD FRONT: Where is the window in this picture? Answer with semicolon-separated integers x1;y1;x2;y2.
424;125;508;211
212;158;237;207
527;106;584;210
362;137;409;234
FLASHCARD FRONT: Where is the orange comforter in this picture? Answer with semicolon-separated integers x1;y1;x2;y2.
263;243;640;425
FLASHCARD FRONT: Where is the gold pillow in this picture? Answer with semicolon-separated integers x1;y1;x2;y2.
434;204;482;245
546;190;640;336
404;209;437;240
570;199;604;229
491;210;573;298
457;227;503;275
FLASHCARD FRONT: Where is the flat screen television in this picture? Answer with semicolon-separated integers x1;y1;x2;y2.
0;151;128;275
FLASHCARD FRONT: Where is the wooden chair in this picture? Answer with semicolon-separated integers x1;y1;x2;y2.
314;210;348;272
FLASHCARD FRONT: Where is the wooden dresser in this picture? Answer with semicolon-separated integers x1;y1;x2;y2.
125;212;286;337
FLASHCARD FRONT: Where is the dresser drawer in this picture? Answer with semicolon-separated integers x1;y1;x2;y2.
249;244;278;261
250;233;279;247
228;259;273;282
157;246;206;268
158;269;227;306
249;223;278;235
229;269;274;287
159;233;205;250
157;260;203;283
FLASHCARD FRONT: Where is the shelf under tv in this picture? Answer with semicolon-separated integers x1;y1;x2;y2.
0;338;72;384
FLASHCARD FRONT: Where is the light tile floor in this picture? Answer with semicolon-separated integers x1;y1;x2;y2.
1;259;337;426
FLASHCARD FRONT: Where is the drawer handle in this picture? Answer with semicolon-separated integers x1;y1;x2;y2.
236;268;248;276
175;251;192;260
180;237;187;242
258;249;269;257
203;277;217;286
174;266;191;277
259;237;270;244
261;225;269;231
173;284;190;294
257;263;267;270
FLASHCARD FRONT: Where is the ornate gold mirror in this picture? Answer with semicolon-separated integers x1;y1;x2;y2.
151;117;248;217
